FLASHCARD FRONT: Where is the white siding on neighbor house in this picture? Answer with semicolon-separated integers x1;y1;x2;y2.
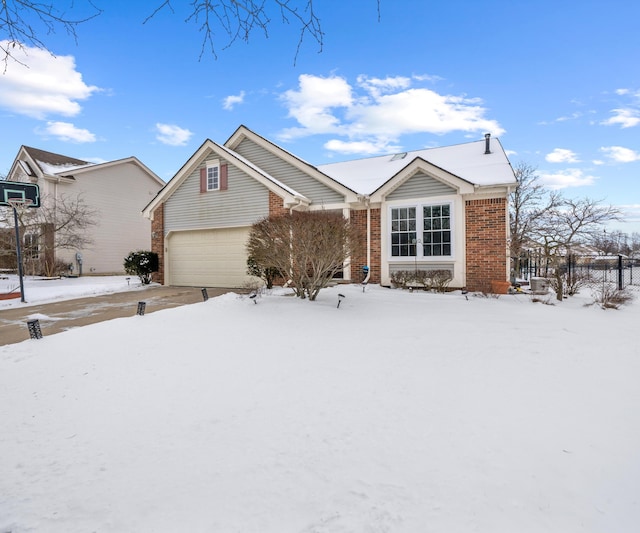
386;171;457;201
165;161;270;232
234;138;344;205
53;162;160;274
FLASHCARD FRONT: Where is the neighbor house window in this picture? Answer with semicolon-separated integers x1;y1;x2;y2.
24;233;39;259
390;203;452;258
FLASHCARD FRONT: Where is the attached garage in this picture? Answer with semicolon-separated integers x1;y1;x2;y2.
166;227;254;288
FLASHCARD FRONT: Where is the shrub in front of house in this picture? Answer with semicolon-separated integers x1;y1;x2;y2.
246;256;281;289
124;250;159;285
390;269;452;292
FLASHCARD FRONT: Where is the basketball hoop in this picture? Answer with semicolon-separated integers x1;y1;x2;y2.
5;197;34;304
6;198;34;211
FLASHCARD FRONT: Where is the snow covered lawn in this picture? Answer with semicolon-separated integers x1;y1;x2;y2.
1;282;639;532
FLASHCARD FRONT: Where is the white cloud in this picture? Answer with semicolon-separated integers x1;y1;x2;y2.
223;91;245;111
601;108;640;128
538;168;597;190
323;138;401;155
37;121;96;143
278;74;504;154
600;146;640;163
618;204;640;224
356;75;411;98
155;123;193;146
280;74;353;138
545;148;580;163
0;41;100;119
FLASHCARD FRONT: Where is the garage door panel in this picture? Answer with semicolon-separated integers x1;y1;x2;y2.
168;227;254;288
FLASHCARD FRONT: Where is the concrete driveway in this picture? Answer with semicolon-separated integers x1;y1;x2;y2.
0;286;231;346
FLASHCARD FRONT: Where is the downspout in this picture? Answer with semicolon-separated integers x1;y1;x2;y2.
358;194;371;281
366;198;371;274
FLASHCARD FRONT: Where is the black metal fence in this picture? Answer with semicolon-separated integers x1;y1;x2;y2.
514;252;639;290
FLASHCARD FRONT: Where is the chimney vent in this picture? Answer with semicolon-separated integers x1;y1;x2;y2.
484;133;491;154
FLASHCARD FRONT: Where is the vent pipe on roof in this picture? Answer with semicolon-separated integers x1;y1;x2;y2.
484;133;491;154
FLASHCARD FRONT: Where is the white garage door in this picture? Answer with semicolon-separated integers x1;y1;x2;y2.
167;227;253;288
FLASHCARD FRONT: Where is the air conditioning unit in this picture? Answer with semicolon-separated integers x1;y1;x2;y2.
530;277;550;295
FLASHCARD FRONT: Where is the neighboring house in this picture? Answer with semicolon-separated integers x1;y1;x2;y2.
142;125;517;292
5;146;165;275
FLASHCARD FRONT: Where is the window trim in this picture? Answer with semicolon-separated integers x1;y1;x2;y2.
388;201;454;260
206;160;220;191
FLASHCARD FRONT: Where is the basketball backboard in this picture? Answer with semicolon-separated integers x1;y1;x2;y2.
0;180;40;208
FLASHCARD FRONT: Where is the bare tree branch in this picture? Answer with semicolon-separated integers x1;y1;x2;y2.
145;0;380;64
0;0;102;71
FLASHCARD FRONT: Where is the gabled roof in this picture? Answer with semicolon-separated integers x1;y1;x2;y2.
142;139;310;218
21;146;92;176
317;137;516;195
143;128;517;217
11;146;164;187
226;125;359;201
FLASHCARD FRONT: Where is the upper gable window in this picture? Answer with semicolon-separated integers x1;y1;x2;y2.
200;160;228;193
206;161;220;191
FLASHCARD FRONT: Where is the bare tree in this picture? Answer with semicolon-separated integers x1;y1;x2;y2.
247;210;361;300
531;196;621;300
0;193;99;276
509;161;560;276
0;1;102;71
590;229;631;256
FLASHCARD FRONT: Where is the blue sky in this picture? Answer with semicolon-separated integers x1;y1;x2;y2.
1;0;639;233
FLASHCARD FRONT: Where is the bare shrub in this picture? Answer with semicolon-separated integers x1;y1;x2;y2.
565;271;590;296
429;270;453;293
590;284;634;310
247;211;361;301
390;270;413;289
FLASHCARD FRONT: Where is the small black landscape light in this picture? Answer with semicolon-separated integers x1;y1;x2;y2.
249;292;257;304
337;293;345;308
126;277;131;286
137;301;146;316
462;287;469;301
201;288;209;301
27;319;43;340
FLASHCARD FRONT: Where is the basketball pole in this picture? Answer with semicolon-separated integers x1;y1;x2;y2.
12;205;26;303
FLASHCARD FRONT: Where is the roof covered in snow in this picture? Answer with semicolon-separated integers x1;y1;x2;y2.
22;146;93;176
317;138;516;195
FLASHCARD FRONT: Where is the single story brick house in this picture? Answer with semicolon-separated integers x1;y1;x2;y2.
142;125;516;292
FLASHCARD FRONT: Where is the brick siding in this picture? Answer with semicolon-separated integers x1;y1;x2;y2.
350;208;381;284
465;197;507;293
269;191;289;217
151;203;164;284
